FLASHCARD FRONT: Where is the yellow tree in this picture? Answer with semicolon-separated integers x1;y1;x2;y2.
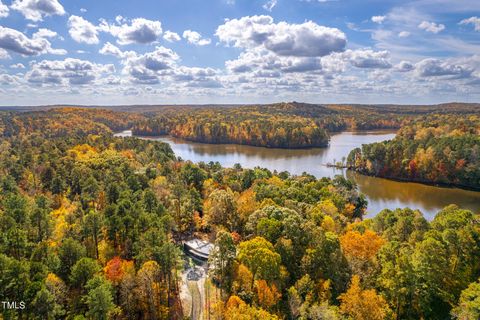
237;237;281;285
338;275;391;320
255;280;281;310
340;229;385;281
340;229;385;261
224;295;279;320
135;261;168;319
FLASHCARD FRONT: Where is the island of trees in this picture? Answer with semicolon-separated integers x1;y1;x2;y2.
132;102;480;150
0;105;479;319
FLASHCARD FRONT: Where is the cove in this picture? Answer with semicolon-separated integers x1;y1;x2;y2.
115;130;480;220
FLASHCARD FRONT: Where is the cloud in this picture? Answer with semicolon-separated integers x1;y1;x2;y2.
80;8;87;13
182;30;211;46
0;48;9;59
371;15;386;24
68;15;99;44
174;66;221;88
115;45;220;87
99;42;124;57
0;0;9;18
11;0;65;22
346;49;392;69
395;60;414;72
418;21;445;33
33;28;57;39
123;46;179;84
163;30;181;42
26;58;115;85
226;48;323;74
99;18;162;45
10;63;25;69
459;16;480;31
398;31;410;38
0;26;66;56
0;74;20;85
415;58;472;78
263;0;277;12
216;15;346;57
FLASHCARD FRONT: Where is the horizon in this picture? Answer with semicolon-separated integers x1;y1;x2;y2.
2;100;480;110
0;0;479;105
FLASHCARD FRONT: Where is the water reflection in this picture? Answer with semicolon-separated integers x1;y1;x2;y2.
348;172;480;220
117;130;480;220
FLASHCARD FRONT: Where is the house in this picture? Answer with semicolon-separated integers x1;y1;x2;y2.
183;239;214;262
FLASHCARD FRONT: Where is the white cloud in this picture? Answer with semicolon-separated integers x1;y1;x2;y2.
183;30;211;46
115;15;126;24
415;58;472;78
0;74;20;85
345;49;392;69
123;46;179;84
99;42;123;57
68;15;99;44
371;15;386;24
418;21;445;33
99;18;162;45
263;0;277;12
10;63;25;69
216;15;346;57
459;16;480;31
26;58;115;86
395;60;414;72
80;8;87;13
0;48;9;59
163;30;181;42
116;45;219;87
398;31;410;38
0;26;66;56
33;28;57;39
226;48;323;74
0;0;9;18
11;0;65;22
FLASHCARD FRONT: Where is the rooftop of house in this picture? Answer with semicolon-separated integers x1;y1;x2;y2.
184;239;214;259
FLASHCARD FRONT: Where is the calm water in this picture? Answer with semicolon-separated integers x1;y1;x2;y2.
116;130;480;220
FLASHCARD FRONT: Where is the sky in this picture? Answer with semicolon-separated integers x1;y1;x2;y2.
0;0;479;106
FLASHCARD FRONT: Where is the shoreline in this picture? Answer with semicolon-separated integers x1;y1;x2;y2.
116;128;398;150
351;170;480;193
116;129;479;194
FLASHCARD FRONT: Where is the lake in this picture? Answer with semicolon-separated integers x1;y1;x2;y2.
115;130;480;220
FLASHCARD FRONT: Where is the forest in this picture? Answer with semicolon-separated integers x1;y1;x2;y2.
348;114;480;190
0;106;479;319
131;102;480;149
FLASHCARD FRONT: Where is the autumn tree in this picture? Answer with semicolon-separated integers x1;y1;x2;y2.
205;189;238;231
340;229;385;279
210;230;236;293
339;275;391;320
452;278;480;320
223;295;279;320
237;237;281;285
255;280;281;310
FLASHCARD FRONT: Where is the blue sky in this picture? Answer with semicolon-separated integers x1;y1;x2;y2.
0;0;479;105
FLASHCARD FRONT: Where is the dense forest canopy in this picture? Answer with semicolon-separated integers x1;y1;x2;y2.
132;102;480;149
0;105;479;319
348;114;480;189
0;108;145;138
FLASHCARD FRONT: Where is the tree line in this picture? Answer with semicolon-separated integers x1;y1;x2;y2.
348;114;480;190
